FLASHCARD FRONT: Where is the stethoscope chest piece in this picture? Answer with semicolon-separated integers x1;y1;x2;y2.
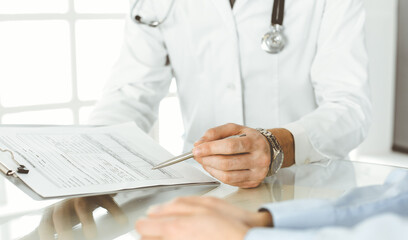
261;25;286;54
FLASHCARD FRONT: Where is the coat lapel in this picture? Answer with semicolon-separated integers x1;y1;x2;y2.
209;0;237;32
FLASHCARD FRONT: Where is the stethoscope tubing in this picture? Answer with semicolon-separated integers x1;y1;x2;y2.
130;0;176;27
130;0;286;54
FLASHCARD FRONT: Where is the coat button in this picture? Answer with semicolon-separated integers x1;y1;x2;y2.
227;83;236;90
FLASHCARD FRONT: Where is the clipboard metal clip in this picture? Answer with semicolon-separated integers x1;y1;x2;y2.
0;148;29;177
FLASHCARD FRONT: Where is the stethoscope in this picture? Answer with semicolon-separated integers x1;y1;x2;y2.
131;0;286;54
130;0;176;27
261;0;286;54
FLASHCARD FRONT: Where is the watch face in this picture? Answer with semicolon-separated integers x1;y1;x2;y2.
272;151;284;174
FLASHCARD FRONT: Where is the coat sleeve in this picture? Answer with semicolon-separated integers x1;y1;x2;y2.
88;4;173;132
284;0;372;164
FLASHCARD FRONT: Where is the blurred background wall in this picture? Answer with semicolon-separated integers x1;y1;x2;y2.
393;0;408;154
356;0;408;167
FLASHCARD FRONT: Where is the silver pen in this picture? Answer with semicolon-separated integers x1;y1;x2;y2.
152;134;247;170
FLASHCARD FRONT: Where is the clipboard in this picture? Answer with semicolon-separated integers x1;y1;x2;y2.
0;124;99;176
1;169;218;201
0;144;218;201
0;125;93;200
0;124;218;200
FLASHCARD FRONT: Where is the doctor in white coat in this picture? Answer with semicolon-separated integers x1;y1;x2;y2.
89;0;371;188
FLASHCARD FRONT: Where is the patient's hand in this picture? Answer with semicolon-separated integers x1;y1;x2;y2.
135;196;272;240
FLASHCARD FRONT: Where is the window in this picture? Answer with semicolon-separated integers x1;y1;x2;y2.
0;0;184;154
0;0;126;126
0;2;184;237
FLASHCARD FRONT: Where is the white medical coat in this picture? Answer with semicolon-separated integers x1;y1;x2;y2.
89;0;371;164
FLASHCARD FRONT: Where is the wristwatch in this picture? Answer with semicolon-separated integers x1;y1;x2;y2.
256;128;284;176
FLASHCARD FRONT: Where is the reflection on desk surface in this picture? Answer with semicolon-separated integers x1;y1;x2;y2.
0;159;401;240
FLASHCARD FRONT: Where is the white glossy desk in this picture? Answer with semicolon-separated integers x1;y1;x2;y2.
0;159;406;240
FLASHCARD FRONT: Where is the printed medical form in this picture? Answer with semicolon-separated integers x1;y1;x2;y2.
0;123;216;198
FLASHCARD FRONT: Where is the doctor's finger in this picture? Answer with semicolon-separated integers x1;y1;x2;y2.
196;123;244;144
53;203;75;240
73;198;97;239
202;166;255;185
194;137;253;157
200;153;258;171
95;195;128;225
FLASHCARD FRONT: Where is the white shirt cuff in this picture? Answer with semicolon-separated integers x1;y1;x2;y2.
283;121;328;165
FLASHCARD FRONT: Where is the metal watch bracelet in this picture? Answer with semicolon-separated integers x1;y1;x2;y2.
256;128;283;176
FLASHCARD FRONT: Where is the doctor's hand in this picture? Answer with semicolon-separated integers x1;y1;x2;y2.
135;196;272;240
193;123;294;188
37;195;128;240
